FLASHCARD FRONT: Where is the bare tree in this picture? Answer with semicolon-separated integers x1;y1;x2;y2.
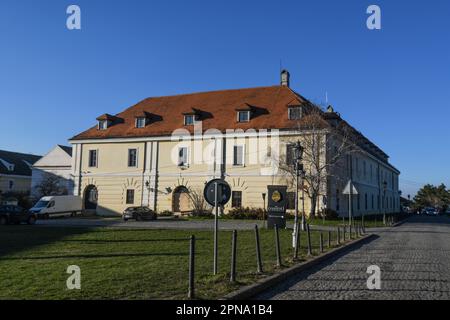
186;187;212;216
278;106;357;218
34;174;68;198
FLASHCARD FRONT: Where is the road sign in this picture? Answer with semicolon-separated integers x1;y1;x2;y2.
204;179;231;207
343;181;358;195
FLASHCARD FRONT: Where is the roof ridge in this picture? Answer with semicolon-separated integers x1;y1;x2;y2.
141;85;282;101
0;149;41;158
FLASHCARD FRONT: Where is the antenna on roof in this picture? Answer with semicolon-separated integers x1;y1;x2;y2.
325;91;329;104
279;59;282;73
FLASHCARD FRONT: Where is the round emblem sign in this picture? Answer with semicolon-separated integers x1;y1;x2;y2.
203;179;231;207
272;190;282;203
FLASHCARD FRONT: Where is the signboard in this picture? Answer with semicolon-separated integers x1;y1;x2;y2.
204;179;231;207
267;185;287;229
343;181;358;195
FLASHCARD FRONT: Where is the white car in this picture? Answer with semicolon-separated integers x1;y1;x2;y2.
29;196;82;219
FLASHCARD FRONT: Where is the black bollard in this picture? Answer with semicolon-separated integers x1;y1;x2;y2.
320;232;324;253
275;224;282;267
306;224;312;256
188;235;195;299
343;225;346;242
230;230;237;282
254;225;263;273
293;222;300;261
337;227;341;245
328;230;331;248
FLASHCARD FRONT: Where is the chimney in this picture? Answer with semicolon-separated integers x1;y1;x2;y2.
280;69;290;87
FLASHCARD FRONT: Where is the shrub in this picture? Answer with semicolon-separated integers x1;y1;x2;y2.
227;207;266;220
191;210;214;218
319;208;339;220
158;210;174;217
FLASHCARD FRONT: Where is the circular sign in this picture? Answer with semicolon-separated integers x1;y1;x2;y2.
203;179;231;207
271;190;282;203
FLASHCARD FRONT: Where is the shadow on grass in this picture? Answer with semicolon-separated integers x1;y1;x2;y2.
1;251;188;260
0;226;94;259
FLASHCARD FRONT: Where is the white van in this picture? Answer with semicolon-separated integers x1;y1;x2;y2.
30;196;83;219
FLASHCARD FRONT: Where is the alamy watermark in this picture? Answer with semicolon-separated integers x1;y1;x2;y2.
66;5;81;30
66;265;81;290
366;5;381;30
366;265;381;290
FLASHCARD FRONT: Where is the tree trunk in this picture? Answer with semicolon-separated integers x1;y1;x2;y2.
310;194;317;218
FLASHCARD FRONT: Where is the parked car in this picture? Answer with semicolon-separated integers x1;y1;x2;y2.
122;207;157;221
29;196;82;219
0;205;37;225
423;207;439;216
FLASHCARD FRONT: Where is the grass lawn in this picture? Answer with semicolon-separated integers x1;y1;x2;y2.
0;225;359;300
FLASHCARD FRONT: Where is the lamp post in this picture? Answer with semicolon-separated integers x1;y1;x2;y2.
292;141;304;248
383;180;387;225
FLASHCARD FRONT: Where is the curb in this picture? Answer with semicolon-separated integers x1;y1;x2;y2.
222;233;376;300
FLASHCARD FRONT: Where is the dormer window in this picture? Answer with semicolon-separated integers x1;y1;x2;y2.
98;120;108;130
184;114;195;126
96;114;121;131
237;111;250;123
288;107;302;120
135;117;147;128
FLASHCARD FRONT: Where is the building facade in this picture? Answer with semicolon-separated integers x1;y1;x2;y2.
31;145;74;199
0;150;41;198
69;72;400;217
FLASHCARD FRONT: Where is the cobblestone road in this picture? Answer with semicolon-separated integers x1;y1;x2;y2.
257;215;450;300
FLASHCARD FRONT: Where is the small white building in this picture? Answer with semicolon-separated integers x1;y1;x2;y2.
31;145;74;199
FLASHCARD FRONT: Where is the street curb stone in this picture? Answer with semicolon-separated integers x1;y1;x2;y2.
222;233;377;300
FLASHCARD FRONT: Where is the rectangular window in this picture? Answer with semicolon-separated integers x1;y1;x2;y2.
233;145;244;166
136;117;146;128
184;115;195;126
365;193;368;210
336;190;340;211
288;107;302;120
98;120;108;130
286;144;296;166
178;147;188;166
287;192;295;210
128;149;138;167
126;189;135;204
237;111;250;123
88;150;98;167
232;191;242;208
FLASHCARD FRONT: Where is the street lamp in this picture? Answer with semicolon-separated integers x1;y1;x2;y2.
292;141;304;248
383;180;387;225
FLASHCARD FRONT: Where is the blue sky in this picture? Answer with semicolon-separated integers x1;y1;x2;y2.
0;0;449;196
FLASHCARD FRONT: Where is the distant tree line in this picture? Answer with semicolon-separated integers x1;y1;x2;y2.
413;184;449;211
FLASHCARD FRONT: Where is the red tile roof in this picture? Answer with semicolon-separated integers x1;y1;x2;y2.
71;86;311;140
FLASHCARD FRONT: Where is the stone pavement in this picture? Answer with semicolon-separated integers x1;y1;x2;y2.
256;215;450;300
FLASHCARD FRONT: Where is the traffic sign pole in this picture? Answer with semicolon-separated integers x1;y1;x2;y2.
213;182;218;275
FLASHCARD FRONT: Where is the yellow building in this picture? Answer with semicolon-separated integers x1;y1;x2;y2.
69;71;400;217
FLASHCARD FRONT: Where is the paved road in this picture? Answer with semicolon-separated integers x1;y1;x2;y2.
257;215;450;300
35;217;268;230
35;217;337;231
